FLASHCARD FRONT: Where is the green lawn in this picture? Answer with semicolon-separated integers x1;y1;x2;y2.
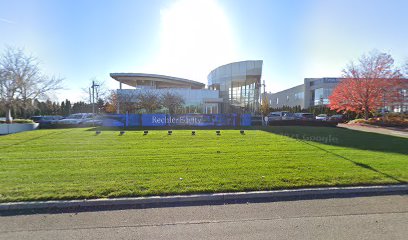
0;127;407;202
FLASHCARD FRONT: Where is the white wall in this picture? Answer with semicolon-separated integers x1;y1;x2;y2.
0;123;39;135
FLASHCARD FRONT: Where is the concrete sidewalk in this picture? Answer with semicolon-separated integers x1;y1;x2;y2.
1;184;407;213
1;195;407;240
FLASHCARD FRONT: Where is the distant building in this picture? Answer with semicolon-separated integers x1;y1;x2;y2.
265;78;341;109
265;77;408;112
111;60;263;114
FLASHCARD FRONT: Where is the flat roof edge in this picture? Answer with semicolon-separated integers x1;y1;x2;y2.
110;73;205;86
270;83;305;95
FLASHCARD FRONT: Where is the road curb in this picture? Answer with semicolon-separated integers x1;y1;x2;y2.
1;184;407;211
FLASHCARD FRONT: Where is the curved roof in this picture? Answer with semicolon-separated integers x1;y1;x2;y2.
208;60;262;78
210;60;262;71
207;60;263;86
110;73;205;89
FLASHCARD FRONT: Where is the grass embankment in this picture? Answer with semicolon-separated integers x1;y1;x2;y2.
0;127;407;202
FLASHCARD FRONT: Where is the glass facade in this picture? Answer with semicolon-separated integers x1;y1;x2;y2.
312;88;333;105
208;60;263;113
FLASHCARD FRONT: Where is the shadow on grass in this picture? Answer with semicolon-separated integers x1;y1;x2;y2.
0;129;74;150
261;126;407;184
261;126;408;155
300;139;406;184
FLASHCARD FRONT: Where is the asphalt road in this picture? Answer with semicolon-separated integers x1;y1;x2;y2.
1;195;407;240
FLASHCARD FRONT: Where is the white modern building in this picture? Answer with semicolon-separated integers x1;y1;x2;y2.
111;73;222;114
208;60;263;113
111;60;263;114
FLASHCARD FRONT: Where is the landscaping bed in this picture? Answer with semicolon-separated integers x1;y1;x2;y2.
268;120;338;127
348;114;408;128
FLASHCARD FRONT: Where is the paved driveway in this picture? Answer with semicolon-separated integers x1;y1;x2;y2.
338;123;408;138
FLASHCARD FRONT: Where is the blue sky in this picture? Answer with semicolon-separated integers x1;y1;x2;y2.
1;0;407;101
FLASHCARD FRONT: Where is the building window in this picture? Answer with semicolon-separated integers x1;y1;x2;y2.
295;92;304;100
276;98;279;105
313;88;333;105
286;95;289;101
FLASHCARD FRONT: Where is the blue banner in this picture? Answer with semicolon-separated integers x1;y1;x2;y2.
102;114;252;127
142;114;167;126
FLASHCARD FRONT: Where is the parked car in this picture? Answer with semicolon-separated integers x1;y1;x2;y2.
82;115;104;126
31;115;63;125
58;113;95;125
295;113;315;121
281;112;296;120
328;114;346;123
315;114;329;121
267;111;290;121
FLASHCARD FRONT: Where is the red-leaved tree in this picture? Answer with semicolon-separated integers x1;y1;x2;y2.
329;51;404;119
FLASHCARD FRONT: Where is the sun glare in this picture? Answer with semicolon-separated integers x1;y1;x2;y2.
155;0;237;82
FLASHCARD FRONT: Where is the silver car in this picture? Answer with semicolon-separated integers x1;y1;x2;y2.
58;113;95;125
295;113;315;121
315;114;329;121
267;111;290;121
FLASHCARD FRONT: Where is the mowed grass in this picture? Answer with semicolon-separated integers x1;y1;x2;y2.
0;127;407;202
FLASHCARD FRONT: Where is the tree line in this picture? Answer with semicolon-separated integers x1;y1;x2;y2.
0;99;116;118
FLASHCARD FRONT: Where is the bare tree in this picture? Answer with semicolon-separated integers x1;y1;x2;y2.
115;90;140;114
136;91;162;113
160;91;185;114
0;46;63;122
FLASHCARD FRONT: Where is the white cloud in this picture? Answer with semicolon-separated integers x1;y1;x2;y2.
0;17;15;24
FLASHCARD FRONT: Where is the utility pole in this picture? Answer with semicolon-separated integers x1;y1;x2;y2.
263;80;266;95
89;88;92;110
90;81;99;115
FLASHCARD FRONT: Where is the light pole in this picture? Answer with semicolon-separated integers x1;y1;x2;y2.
90;81;99;115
